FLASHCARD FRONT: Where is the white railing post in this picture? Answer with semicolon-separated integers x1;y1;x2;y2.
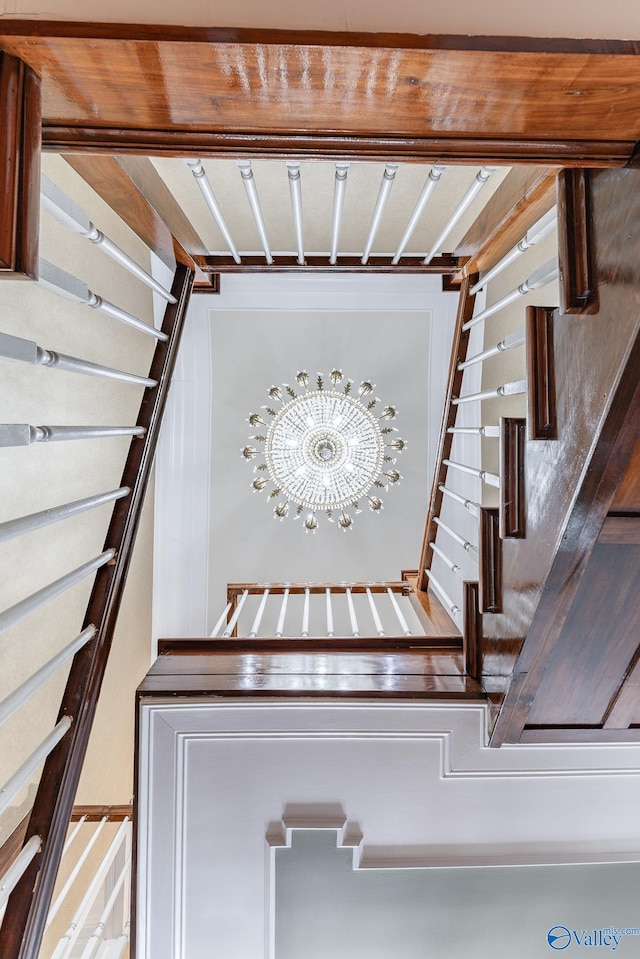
0;836;42;913
458;327;526;370
40;175;176;302
0;627;95;726
365;587;385;636
275;588;290;638
286;162;305;265
249;589;269;638
452;379;527;405
0;424;145;447
438;485;481;517
50;819;130;959
361;163;398;264
186;159;241;263
345;587;360;637
0;550;115;636
222;589;249;637
38;260;167;341
386;587;412;636
237;161;273;264
470;205;557;295
325;588;334;638
0;489;129;544
0;717;72;816
301;587;310;637
463;258;559;331
423;166;496;265
329;163;350;265
434;517;479;557
47;817;109;927
392;165;445;264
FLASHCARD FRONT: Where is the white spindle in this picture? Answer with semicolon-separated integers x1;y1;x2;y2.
447;425;500;437
275;588;290;637
423;166;496;265
222;590;249;637
329;163;350;264
237;161;273;264
50;819;130;959
0;332;157;387
287;162;305;265
186;160;241;263
470;205;557;295
453;378;527;405
365;588;385;636
439;485;481;517
434;516;478;556
38;260;167;341
458;327;526;370
386;587;411;636
301;587;310;637
41;176;176;302
0;627;95;726
112;920;131;958
392;165;445;264
0;717;72;816
345;588;360;637
463;258;559;331
0;489;128;544
0;550;115;636
430;541;462;575
79;855;131;959
361;163;398;264
424;570;462;625
249;589;269;638
325;588;334;638
443;458;501;488
47;817;109;927
210;602;232;638
62;816;87;857
0;424;145;447
0;835;42;911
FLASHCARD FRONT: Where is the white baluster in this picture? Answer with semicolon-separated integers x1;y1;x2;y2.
275;588;290;638
325;588;334;638
237;161;273;264
345;588;359;637
470;206;557;295
0;717;72;816
365;588;385;636
186;159;241;263
222;589;249;637
47;817;109;927
423;167;496;265
301;587;310;637
0;489;129;544
386;587;411;636
210;602;232;638
249;589;269;638
329;163;350;265
361;163;398;264
287;162;305;265
392;165;445;264
463;258;559;332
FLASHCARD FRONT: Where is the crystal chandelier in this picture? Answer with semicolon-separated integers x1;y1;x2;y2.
242;370;405;531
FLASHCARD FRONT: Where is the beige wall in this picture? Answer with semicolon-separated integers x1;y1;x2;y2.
1;0;639;38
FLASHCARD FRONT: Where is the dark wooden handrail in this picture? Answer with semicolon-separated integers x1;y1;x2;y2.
417;275;478;593
2;264;194;959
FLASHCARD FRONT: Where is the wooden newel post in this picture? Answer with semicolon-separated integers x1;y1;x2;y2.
0;52;41;280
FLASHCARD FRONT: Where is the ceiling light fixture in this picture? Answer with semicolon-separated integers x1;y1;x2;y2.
243;370;405;532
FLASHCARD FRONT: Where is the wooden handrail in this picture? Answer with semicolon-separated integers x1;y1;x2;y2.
227;580;413;597
417;275;478;592
2;264;194;959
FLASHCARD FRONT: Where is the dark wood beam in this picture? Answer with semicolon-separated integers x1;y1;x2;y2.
197;254;461;274
0;52;40;279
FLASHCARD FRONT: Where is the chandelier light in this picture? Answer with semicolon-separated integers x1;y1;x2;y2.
243;370;405;532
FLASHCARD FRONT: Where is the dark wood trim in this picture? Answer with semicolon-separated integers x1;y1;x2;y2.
43;129;633;166
158;637;463;654
598;516;640;544
192;273;221;294
491;319;640;746
454;167;556;281
197;254;461;274
227;581;412;596
557;169;598;314
2;22;640;55
117;156;208;258
70;804;132;822
0;52;41;279
479;507;502;613
462;582;482;680
499;417;526;539
417;275;478;590
0;814;30;879
526;306;557;440
63;155;186;270
401;572;461;637
520;727;640;744
2;266;194;959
